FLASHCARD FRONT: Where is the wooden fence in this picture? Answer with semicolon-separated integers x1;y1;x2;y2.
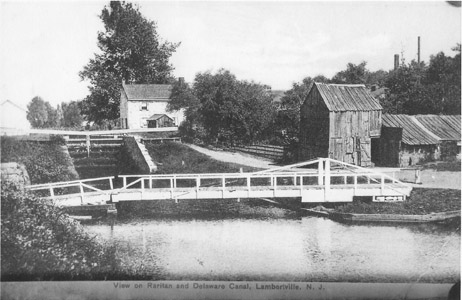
230;144;287;160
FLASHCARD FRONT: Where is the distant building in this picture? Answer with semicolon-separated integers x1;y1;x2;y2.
299;83;382;167
373;114;461;167
1;100;30;135
119;82;185;129
369;85;388;100
271;90;286;110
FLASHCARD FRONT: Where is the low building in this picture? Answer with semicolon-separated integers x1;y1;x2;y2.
119;82;185;129
415;115;461;161
299;83;382;167
147;114;174;128
1;100;30;135
373;114;461;167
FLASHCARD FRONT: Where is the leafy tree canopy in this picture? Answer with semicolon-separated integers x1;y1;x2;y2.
61;101;84;128
26;96;60;128
168;69;275;145
26;96;48;128
80;1;179;123
383;44;460;114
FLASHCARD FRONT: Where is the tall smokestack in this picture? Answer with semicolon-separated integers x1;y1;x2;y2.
394;54;399;70
417;36;421;64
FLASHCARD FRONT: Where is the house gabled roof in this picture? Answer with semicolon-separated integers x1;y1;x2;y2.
415;115;461;141
122;83;172;100
147;114;172;121
309;83;382;112
1;100;26;112
382;114;441;145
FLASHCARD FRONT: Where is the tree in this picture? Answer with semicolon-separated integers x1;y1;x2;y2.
167;79;202;142
168;69;275;145
382;45;461;115
331;61;369;84
80;1;179;123
44;102;59;128
61;101;84;128
422;45;461;114
26;97;49;128
274;75;329;143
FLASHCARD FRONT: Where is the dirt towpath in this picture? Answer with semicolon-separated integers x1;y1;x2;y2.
186;144;277;170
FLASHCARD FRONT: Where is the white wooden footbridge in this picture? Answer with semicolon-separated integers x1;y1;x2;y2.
27;158;412;209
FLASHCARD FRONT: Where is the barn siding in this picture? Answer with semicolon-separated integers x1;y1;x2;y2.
299;83;382;167
299;87;330;161
328;111;378;166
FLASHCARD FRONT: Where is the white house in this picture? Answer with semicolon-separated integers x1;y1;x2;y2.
119;82;185;129
1;100;30;135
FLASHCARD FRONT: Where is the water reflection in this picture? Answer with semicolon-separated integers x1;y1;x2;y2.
85;216;460;282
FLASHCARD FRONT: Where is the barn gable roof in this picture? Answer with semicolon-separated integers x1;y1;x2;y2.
415;115;461;141
309;83;382;112
122;83;172;101
382;114;441;145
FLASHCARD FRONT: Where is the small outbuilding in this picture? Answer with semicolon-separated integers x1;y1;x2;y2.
374;114;461;167
147;114;174;128
299;83;382;167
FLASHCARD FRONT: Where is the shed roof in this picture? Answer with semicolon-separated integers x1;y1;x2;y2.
122;84;172;100
148;114;172;121
415;115;461;141
382;114;440;145
311;83;382;112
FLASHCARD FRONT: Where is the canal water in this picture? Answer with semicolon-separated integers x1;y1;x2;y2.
85;215;460;283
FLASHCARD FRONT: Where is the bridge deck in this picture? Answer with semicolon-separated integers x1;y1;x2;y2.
27;158;413;207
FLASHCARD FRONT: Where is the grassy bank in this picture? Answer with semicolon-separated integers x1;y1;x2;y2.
336;188;461;215
1;184;121;281
1;136;78;184
145;142;260;174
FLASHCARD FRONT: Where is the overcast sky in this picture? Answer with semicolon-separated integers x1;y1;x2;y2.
1;1;460;108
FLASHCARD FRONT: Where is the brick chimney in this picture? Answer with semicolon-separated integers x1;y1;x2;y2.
394;54;399;70
178;77;185;86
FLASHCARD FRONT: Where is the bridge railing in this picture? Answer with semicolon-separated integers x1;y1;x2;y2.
25;158;411;203
117;168;405;196
27;176;115;203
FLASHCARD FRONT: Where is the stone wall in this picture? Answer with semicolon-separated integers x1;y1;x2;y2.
123;136;157;173
58;145;80;180
1;162;31;190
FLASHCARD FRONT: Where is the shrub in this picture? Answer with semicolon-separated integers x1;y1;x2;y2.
1;183;118;280
1;136;77;184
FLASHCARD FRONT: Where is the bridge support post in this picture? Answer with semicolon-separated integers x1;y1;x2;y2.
318;159;324;186
79;183;84;204
324;159;331;201
222;175;225;198
86;135;90;157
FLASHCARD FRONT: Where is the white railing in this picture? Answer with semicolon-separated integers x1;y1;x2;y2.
27;176;115;204
26;158;411;203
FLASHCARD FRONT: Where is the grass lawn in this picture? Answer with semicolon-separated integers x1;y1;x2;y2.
145;142;260;174
336;188;461;215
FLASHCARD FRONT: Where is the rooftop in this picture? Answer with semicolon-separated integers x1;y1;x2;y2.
122;83;172;100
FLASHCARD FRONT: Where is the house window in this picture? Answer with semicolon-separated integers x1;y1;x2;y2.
140;102;148;111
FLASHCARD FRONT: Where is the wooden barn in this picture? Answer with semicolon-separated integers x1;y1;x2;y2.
299;83;382;167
